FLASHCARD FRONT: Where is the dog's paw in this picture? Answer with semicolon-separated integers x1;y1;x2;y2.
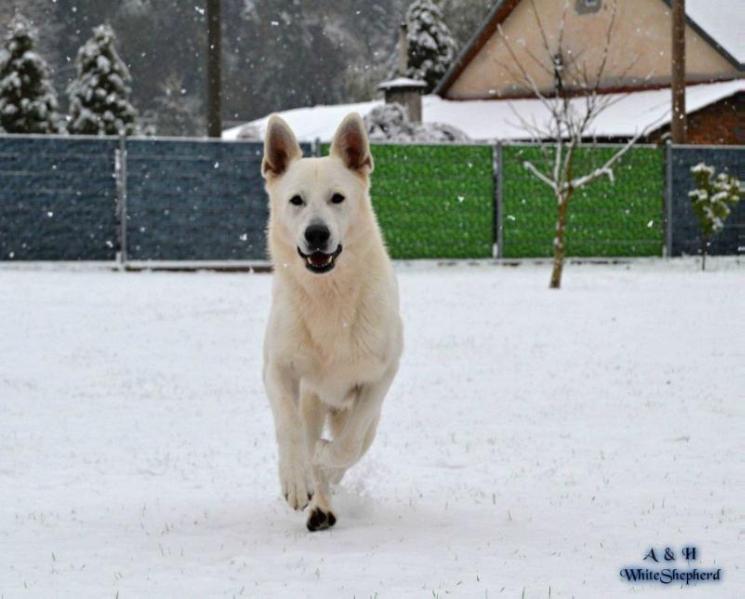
279;455;312;511
306;507;337;532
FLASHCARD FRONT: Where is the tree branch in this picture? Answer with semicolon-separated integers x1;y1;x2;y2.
567;129;644;190
523;160;558;191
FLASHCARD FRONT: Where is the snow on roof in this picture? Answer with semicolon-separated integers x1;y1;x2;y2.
686;0;745;64
222;80;744;142
426;80;745;140
378;77;428;90
223;100;381;142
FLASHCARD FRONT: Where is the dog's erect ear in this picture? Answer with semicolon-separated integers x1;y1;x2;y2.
262;115;302;179
330;113;374;174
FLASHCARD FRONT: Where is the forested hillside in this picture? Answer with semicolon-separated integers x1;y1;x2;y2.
0;0;492;135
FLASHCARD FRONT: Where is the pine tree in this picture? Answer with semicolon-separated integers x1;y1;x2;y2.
405;0;458;92
689;163;743;270
0;14;61;134
67;24;138;136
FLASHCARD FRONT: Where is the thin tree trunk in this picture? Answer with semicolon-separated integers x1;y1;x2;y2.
701;235;708;271
550;188;572;289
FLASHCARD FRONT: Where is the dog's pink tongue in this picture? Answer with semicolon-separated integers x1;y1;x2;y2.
309;253;327;266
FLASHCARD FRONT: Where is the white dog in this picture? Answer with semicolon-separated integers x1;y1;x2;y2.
261;113;403;531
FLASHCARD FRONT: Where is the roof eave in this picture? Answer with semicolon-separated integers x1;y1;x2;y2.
434;0;520;97
659;0;744;71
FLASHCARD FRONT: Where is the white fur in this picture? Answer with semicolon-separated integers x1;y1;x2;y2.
261;113;403;529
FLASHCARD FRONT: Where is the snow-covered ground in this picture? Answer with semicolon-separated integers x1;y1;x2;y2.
1;261;743;598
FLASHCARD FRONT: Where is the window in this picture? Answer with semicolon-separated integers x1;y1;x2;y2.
576;0;602;14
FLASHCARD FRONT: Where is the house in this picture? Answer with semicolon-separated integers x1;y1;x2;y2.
436;0;742;98
224;0;744;144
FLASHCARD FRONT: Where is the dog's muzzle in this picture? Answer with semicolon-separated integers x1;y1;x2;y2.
297;244;343;274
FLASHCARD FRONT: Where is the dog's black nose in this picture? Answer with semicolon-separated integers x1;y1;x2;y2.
304;224;330;251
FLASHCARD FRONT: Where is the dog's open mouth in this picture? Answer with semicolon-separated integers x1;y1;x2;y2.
297;244;343;274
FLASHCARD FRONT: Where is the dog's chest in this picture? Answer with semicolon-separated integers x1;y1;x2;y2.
297;307;388;405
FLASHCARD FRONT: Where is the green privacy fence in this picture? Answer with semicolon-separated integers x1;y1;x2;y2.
5;135;734;263
322;144;495;259
324;142;664;259
500;145;665;258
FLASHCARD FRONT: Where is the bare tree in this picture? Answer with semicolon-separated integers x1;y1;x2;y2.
497;0;654;289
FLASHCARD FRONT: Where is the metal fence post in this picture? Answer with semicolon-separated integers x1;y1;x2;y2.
664;140;673;258
313;137;322;157
115;134;128;268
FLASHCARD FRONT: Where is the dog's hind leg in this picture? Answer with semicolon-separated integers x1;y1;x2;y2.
314;367;395;472
325;408;352;484
300;390;336;531
327;406;350;439
325;409;379;484
359;413;380;458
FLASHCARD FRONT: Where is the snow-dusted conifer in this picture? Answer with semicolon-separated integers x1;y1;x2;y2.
67;25;138;136
0;14;61;134
689;163;743;270
405;0;457;92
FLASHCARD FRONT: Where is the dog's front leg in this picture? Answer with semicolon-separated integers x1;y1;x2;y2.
264;361;311;511
313;367;396;471
299;391;337;531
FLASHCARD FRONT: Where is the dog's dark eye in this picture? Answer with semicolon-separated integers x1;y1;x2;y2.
289;195;304;206
331;193;345;204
